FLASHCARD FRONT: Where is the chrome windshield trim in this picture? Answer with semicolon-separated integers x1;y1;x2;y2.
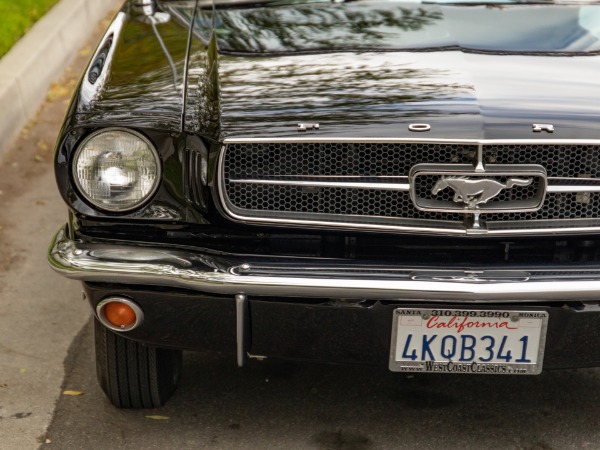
49;226;600;302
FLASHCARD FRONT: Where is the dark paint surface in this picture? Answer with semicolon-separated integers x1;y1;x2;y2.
213;51;600;140
185;0;600;140
71;2;195;132
49;1;600;383
69;0;600;140
58;0;600;223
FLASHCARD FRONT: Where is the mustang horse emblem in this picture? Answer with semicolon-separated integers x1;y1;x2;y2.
432;177;533;207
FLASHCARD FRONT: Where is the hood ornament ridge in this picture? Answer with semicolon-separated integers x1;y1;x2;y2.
297;123;319;132
532;124;554;133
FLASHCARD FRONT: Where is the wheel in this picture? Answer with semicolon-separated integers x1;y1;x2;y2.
94;318;182;408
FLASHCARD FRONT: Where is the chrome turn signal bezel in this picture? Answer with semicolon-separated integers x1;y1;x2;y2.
96;296;144;332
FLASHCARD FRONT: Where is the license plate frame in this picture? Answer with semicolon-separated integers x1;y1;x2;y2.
389;308;549;375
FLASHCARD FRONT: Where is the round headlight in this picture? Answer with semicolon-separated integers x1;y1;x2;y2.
73;128;161;212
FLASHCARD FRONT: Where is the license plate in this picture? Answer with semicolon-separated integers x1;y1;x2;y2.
389;308;548;375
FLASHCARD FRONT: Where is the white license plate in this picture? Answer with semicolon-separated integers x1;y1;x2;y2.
389;308;548;375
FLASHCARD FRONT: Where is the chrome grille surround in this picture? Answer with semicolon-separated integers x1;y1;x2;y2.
218;139;600;236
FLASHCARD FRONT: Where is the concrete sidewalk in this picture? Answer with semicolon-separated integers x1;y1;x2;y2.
0;0;122;162
0;2;121;448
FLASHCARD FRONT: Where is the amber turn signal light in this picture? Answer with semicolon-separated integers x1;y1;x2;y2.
105;301;137;328
96;297;144;332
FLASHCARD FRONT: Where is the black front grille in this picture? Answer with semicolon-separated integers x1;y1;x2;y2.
490;144;600;178
487;193;600;221
226;183;459;221
224;142;476;178
220;141;600;234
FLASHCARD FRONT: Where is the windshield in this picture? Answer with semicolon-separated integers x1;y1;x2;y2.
176;0;600;54
160;0;600;6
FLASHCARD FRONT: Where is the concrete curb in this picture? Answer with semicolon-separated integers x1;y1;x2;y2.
0;0;122;161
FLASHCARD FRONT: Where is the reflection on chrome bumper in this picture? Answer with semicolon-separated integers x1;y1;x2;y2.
48;225;600;303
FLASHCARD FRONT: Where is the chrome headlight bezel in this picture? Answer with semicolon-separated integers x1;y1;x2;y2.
71;128;162;213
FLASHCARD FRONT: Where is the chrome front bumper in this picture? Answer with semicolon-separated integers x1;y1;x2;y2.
48;225;600;303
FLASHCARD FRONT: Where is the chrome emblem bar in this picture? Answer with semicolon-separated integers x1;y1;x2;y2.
410;164;547;214
432;176;533;208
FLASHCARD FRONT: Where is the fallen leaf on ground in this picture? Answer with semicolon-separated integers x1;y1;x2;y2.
47;82;71;102
63;390;84;396
79;46;92;57
36;140;49;151
145;415;170;420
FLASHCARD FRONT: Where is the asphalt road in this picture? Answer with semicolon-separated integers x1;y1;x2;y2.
1;14;600;450
45;323;600;450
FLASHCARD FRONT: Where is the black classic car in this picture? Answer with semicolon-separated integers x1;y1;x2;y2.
49;0;600;408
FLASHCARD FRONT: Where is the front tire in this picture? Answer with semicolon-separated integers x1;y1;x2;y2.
94;318;182;408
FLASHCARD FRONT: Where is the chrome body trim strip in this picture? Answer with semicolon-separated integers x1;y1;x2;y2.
229;178;600;194
250;175;409;179
229;179;411;191
223;138;600;145
547;185;600;193
49;226;600;302
79;12;127;106
235;294;248;367
179;0;197;131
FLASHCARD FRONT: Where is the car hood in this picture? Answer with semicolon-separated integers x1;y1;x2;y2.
183;0;600;141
